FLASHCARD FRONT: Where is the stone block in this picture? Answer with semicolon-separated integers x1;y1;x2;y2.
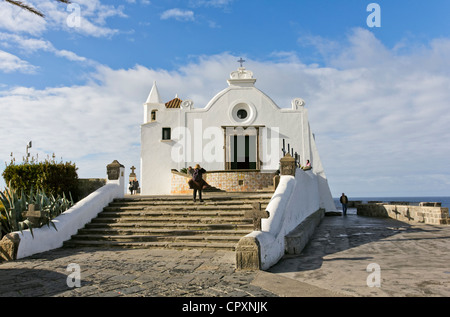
273;175;280;191
0;233;20;261
236;236;261;270
107;160;124;180
420;202;441;207
280;153;296;176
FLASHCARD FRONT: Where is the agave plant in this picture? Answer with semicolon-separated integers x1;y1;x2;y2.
0;186;33;235
0;184;74;237
29;189;74;231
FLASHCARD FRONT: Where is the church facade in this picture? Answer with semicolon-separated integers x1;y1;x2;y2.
140;64;329;195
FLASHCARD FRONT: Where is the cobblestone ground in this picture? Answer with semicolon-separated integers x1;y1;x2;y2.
3;213;450;299
0;247;277;297
269;215;450;297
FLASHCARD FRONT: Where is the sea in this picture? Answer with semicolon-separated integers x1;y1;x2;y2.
332;196;450;215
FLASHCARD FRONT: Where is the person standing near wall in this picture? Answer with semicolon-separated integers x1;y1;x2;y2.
340;193;349;216
188;164;207;202
129;180;135;195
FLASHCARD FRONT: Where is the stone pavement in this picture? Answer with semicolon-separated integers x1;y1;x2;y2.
1;211;450;298
267;213;450;297
0;248;276;297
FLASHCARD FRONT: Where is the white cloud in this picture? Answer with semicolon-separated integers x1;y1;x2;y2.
160;8;195;22
0;3;46;36
189;0;233;8
0;50;37;73
1;30;450;197
54;49;87;62
0;32;93;68
0;0;126;38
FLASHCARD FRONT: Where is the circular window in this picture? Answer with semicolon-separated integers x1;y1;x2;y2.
237;109;248;119
229;101;256;125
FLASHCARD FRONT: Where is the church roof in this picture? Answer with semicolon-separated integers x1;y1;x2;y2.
165;97;182;108
146;81;162;104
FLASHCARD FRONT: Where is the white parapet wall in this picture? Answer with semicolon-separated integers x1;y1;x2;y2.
15;166;125;259
238;168;336;270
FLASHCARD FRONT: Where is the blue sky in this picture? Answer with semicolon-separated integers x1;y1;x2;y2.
3;0;450;87
1;0;450;197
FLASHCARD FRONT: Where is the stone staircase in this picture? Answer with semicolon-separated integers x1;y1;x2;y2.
64;193;272;251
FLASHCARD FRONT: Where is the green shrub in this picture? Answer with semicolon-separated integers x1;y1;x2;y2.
2;160;79;199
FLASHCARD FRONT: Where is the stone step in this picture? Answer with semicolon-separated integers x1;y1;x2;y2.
63;240;237;251
76;227;251;236
102;204;265;212
68;233;244;242
64;194;271;251
93;217;249;226
117;194;272;202
108;199;270;207
85;222;252;230
98;210;250;218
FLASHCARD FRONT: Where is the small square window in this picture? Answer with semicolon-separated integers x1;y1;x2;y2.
162;128;171;140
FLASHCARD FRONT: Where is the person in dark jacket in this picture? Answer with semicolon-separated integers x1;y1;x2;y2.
188;164;207;202
340;193;349;216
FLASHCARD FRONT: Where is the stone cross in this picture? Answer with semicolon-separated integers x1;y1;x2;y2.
26;204;43;228
244;202;270;230
129;165;137;181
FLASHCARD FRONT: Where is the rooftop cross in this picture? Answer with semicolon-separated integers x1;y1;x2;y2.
237;57;246;68
130;166;136;174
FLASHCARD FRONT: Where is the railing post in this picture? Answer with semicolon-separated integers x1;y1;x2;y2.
280;153;296;176
106;160;125;198
236;236;261;270
106;160;124;180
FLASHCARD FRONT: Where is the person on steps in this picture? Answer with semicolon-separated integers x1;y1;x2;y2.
188;164;208;202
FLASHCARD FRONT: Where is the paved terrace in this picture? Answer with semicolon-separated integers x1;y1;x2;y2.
1;206;449;297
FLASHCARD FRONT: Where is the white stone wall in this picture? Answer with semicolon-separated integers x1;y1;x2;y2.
244;168;336;270
16;167;125;259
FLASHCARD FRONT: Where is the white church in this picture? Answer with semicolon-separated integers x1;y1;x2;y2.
140;61;332;196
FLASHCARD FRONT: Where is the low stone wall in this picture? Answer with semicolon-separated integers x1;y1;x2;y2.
171;170;275;194
76;178;106;201
171;171;192;194
285;208;325;255
357;203;449;225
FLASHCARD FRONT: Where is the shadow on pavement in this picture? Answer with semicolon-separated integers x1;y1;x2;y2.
0;267;88;297
268;213;437;274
